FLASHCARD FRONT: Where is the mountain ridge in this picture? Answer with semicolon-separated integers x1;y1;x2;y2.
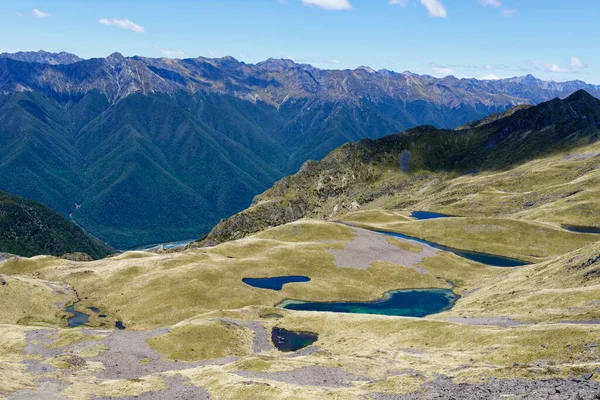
1;50;599;108
198;89;600;247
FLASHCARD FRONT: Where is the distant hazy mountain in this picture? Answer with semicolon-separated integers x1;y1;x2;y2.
0;50;82;65
0;190;113;259
0;50;599;248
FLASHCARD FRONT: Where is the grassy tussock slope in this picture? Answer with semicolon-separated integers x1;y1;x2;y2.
340;212;598;262
0;220;502;329
441;240;600;322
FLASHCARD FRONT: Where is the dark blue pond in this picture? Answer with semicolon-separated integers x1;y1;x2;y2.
411;211;452;220
379;230;529;267
243;276;311;291
115;321;126;330
562;225;600;234
66;303;89;328
271;327;318;352
279;289;457;317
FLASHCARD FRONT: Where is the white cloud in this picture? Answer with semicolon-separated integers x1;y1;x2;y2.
99;18;145;33
527;60;568;73
480;74;507;80
478;0;501;7
430;64;454;75
302;0;352;10
160;49;185;58
420;0;447;18
32;9;51;18
570;56;587;69
325;59;341;64
389;0;410;7
501;9;519;17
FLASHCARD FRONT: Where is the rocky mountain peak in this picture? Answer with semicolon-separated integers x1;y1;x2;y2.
0;50;82;65
355;66;377;74
256;58;298;72
106;52;126;63
565;89;600;104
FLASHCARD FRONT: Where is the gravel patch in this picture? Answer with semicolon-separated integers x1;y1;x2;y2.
24;327;238;381
24;329;67;358
368;376;600;399
283;345;321;358
560;319;600;325
443;317;534;327
564;151;600;161
235;366;368;387
462;287;481;296
93;376;210;400
328;227;437;271
89;328;236;379
9;381;66;400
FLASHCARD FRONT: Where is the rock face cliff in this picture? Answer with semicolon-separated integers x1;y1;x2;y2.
198;90;600;246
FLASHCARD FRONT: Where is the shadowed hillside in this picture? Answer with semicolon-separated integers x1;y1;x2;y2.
0;190;113;259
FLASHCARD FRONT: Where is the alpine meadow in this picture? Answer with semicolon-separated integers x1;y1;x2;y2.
1;1;600;399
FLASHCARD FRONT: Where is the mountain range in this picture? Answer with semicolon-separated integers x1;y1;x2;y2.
1;50;600;248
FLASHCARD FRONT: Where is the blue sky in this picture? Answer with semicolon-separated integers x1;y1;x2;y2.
1;0;599;83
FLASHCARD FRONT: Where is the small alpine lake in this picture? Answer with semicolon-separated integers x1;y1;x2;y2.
66;302;90;328
65;303;123;329
562;224;600;234
411;211;453;220
278;289;458;317
243;276;311;291
271;327;318;352
378;230;529;267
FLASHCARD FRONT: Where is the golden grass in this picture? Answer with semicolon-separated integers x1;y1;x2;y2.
0;275;74;326
147;320;254;361
338;210;412;225
44;330;105;349
0;362;34;394
0;220;498;329
441;240;600;322
385;237;422;253
255;219;356;242
354;217;597;262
